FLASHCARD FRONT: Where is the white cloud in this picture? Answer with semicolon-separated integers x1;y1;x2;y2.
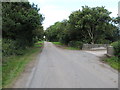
40;5;70;29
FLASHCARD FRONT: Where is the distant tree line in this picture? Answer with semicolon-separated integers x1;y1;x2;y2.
45;6;120;48
2;2;44;56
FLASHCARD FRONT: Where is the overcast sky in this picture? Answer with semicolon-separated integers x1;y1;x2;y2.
28;0;119;29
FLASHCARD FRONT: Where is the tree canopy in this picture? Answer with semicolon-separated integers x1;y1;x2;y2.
45;6;119;45
2;2;44;56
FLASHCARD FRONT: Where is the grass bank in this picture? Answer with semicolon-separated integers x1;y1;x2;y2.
52;42;63;45
103;56;120;71
2;41;44;88
52;42;80;50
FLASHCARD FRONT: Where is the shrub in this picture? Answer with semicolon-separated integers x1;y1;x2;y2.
96;39;111;44
68;41;83;49
105;56;120;70
2;39;24;57
2;39;14;56
111;41;120;57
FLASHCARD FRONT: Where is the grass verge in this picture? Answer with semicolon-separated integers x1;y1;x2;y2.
52;42;80;50
2;41;43;88
52;42;63;45
65;47;80;50
0;65;2;89
103;56;120;71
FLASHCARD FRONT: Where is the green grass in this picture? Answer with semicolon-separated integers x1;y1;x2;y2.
2;41;43;88
0;65;2;89
52;42;80;50
104;56;120;71
37;41;44;44
52;42;63;45
0;39;2;89
35;41;44;48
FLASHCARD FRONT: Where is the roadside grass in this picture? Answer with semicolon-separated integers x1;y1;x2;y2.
2;41;43;88
0;39;2;89
35;41;44;48
52;42;63;45
65;47;79;50
0;65;2;89
52;42;80;50
37;41;44;44
103;56;120;71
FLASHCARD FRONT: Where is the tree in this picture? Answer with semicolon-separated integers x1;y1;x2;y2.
68;6;114;44
33;25;44;41
46;6;119;45
2;2;44;56
113;17;120;24
2;2;44;48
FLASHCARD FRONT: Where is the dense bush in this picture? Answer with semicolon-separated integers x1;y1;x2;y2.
68;41;83;49
111;41;120;58
2;39;24;57
2;2;44;57
45;6;119;45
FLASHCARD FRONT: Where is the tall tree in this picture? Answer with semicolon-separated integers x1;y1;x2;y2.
2;2;44;48
68;6;114;44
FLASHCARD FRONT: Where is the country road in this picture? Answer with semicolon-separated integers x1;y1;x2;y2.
13;42;118;88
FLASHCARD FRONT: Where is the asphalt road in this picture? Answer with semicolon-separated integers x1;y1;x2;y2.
13;42;118;88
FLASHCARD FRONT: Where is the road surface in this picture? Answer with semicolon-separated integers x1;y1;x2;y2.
13;42;118;88
85;50;107;57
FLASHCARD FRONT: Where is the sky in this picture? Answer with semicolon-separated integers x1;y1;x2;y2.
28;0;120;30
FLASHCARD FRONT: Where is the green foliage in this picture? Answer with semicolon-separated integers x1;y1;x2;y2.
33;25;44;42
2;42;43;87
52;42;63;45
2;2;44;87
68;41;83;49
45;21;66;42
52;42;80;50
104;56;120;71
2;39;24;57
34;41;44;48
111;41;120;57
2;2;44;56
68;6;117;44
45;6;119;46
65;47;80;50
113;16;120;24
2;2;44;47
105;40;120;70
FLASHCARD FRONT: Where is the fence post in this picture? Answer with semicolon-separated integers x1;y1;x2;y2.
107;46;114;56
